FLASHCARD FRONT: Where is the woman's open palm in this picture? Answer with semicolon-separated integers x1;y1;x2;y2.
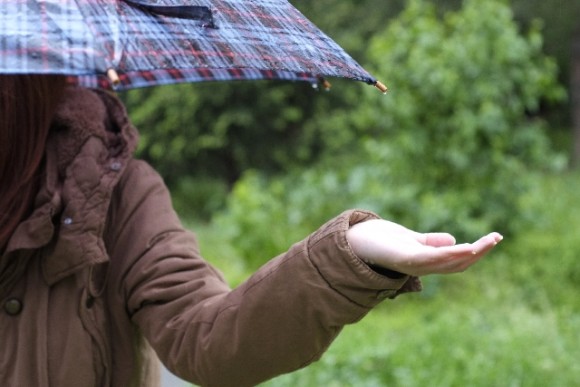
347;219;503;276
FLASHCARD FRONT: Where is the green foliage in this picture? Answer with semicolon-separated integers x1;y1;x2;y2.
512;0;580;85
497;171;580;305
511;0;580;129
122;81;324;187
259;294;580;386
350;1;564;233
120;0;575;199
170;176;229;221
212;0;566;269
348;0;565;236
193;171;580;387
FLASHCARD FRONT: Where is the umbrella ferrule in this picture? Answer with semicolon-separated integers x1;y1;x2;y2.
107;69;120;88
374;81;388;94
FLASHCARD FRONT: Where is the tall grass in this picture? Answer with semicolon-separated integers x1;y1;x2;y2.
186;171;580;386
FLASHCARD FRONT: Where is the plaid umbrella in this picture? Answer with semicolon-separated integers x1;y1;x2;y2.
0;0;387;92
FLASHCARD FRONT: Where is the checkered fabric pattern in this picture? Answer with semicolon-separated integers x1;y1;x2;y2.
0;0;377;90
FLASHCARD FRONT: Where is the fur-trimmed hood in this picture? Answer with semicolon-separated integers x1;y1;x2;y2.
3;87;138;285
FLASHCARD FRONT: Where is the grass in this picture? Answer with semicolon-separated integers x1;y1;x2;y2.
185;170;580;386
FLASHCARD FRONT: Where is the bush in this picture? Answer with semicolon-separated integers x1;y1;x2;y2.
171;175;229;221
350;0;566;235
196;171;580;386
256;171;580;387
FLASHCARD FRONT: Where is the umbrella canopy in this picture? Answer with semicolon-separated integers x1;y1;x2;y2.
0;0;387;92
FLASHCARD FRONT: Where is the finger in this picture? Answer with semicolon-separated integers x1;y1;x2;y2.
427;233;504;273
435;232;503;256
389;223;456;247
423;232;456;247
469;232;504;255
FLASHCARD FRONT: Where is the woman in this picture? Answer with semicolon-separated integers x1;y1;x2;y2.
0;75;502;387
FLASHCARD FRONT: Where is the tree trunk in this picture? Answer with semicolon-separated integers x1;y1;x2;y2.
571;25;580;168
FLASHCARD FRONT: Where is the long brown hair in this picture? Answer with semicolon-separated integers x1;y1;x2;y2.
0;75;67;249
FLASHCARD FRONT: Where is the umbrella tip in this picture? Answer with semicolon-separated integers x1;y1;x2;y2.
107;68;121;88
313;77;332;91
374;80;388;94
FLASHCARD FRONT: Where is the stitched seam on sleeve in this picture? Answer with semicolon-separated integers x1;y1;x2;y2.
306;235;372;309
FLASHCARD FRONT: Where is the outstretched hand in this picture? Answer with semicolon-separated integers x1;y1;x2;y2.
346;219;503;277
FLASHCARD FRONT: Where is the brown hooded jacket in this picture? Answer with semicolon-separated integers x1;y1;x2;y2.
0;87;420;387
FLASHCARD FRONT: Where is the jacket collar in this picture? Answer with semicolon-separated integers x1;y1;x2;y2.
5;87;138;285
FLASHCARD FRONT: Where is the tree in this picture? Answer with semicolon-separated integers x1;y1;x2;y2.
355;0;564;234
121;0;577;191
215;0;566;267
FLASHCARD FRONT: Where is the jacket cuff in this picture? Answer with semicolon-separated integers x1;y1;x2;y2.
307;210;421;307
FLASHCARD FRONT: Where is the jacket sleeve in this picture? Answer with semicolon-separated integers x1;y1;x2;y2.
106;159;421;387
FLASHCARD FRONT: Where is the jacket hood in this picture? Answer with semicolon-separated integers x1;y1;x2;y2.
4;87;139;285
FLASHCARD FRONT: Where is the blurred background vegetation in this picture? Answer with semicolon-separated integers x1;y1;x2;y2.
121;0;580;385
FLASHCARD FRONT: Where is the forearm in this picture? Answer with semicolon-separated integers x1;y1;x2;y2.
131;210;418;386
